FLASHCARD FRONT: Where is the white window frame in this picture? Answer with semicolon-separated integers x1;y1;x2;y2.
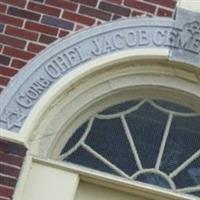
11;57;199;200
16;155;197;200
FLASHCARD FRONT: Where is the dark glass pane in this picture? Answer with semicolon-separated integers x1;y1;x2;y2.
65;146;119;175
61;121;88;154
161;116;200;174
153;100;195;113
100;100;140;115
173;157;200;188
136;173;171;189
61;99;200;199
125;102;168;168
85;118;138;175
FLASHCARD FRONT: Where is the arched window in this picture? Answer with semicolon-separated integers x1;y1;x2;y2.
15;58;200;200
2;15;200;200
59;97;200;198
25;56;198;200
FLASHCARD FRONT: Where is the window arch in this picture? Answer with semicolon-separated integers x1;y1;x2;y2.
25;58;200;200
60;98;200;198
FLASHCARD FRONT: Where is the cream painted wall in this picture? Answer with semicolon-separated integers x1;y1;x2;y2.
179;0;200;12
75;181;148;200
21;162;79;200
17;157;197;200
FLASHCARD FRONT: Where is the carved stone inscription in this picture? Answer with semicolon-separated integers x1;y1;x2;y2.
170;8;200;65
0;16;200;132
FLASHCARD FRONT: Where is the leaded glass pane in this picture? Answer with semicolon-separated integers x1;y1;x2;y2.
61;122;88;154
136;173;171;189
85;118;138;175
125;102;168;168
60;99;200;198
64;146;118;175
161;116;200;174
173;157;200;188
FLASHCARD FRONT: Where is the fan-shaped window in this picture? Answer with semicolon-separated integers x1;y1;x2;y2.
60;99;200;198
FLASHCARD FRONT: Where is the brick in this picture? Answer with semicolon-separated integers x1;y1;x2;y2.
0;196;11;200
39;34;57;44
0;35;26;49
0;23;4;32
99;1;131;16
79;5;112;21
0;55;10;65
0;175;17;187
7;6;41;21
27;2;61;17
157;8;173;17
0;76;9;86
96;20;103;25
59;30;70;37
27;42;46;53
46;0;78;11
0;141;26;156
71;0;98;7
124;0;156;14
32;0;44;2
0;66;18;76
25;21;58;36
3;46;35;60
11;59;26;69
0;153;23;166
105;0;123;5
1;0;26;8
112;14;122;20
0;13;23;27
62;10;95;26
143;0;177;9
0;87;4;93
0;185;14;198
41;15;74;30
5;26;38;41
0;3;7;13
75;24;85;31
132;10;145;16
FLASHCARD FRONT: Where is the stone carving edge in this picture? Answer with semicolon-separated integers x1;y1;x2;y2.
0;8;200;133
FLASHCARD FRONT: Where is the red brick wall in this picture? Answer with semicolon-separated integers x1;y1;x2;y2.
0;140;26;200
0;0;177;93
